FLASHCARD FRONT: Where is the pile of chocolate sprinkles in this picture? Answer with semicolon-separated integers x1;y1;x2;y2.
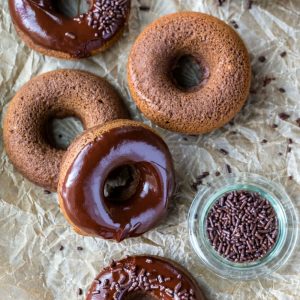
206;190;278;263
72;0;129;38
91;260;196;300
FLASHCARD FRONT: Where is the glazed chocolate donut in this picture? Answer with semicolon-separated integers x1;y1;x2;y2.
128;12;251;134
9;0;131;59
57;120;175;241
86;255;206;300
3;69;128;191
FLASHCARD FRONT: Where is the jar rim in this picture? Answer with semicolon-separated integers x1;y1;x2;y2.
188;172;299;280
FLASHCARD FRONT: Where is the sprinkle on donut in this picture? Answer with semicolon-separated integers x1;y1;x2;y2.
86;256;206;300
83;0;129;38
8;0;131;58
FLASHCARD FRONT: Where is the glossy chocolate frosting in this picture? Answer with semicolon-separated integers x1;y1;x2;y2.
86;256;206;300
9;0;131;58
59;122;175;241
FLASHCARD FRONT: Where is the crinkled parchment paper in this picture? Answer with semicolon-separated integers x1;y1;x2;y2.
1;0;300;299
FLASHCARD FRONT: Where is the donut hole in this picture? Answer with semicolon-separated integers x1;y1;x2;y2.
54;0;90;18
104;165;141;203
44;117;84;150
124;291;159;300
170;54;209;91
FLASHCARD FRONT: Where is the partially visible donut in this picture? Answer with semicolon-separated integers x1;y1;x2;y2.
8;0;131;59
86;255;206;300
127;12;251;134
57;120;175;241
3;69;128;191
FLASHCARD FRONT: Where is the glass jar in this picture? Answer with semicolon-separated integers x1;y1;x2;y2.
188;173;299;280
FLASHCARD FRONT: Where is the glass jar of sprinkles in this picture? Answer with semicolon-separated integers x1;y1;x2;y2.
188;173;299;280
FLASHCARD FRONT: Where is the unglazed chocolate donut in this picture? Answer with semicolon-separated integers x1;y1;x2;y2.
86;255;206;300
9;0;131;59
58;120;175;241
3;69;128;191
128;12;251;134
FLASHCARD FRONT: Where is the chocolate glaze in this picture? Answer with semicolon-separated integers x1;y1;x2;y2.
86;256;206;300
9;0;131;58
60;125;175;241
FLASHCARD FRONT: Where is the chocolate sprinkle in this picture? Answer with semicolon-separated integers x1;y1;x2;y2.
248;0;253;9
278;88;286;93
215;171;221;177
296;118;300;127
261;139;268;144
44;190;51;194
139;5;150;11
196;172;210;181
90;262;195;300
78;288;83;295
80;0;129;38
230;20;239;29
191;172;211;190
206;190;278;263
280;51;287;57
59;245;64;251
258;56;266;63
263;77;276;87
219;148;229;155
278;113;290;120
225;164;232;174
77;246;84;251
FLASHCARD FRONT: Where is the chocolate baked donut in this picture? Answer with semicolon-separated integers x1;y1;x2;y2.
128;12;251;134
58;120;175;241
86;255;206;300
3;69;128;191
9;0;131;59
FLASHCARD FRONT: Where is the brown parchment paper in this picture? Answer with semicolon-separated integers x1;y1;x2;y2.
1;0;300;299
